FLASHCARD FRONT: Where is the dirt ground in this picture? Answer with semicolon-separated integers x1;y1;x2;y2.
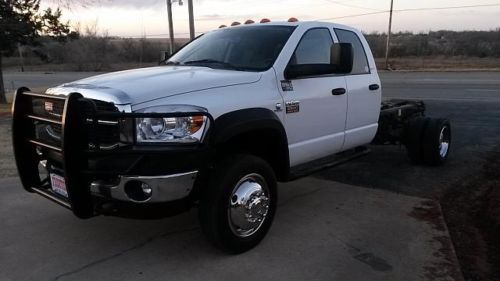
441;149;500;281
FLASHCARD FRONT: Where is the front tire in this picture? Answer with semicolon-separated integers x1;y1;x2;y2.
199;154;277;254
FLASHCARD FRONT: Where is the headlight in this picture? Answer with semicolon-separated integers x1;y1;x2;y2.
135;105;209;144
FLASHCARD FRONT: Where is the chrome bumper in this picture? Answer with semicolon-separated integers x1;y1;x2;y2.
90;171;198;203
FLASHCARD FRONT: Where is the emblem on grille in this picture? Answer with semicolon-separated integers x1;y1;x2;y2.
44;101;54;112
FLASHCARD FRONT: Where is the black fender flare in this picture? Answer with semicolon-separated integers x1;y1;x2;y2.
210;108;290;179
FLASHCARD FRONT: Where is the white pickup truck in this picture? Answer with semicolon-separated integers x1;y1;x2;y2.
12;20;451;253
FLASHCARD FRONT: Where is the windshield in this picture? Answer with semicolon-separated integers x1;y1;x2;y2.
167;25;296;72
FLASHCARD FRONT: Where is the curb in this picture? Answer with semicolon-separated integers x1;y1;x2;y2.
437;201;466;281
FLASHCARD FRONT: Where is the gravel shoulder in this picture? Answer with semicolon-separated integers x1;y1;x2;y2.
0;117;15;178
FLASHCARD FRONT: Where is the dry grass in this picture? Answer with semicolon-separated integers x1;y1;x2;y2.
376;56;500;71
4;55;500;72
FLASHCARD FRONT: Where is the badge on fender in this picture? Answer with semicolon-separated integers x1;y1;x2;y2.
281;80;294;91
285;101;300;114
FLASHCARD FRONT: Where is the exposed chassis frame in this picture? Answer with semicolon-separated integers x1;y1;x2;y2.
373;99;426;145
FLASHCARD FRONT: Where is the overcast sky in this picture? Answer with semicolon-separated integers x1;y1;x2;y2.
49;0;500;37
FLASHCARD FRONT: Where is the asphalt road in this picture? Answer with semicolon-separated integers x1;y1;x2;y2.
2;70;500;281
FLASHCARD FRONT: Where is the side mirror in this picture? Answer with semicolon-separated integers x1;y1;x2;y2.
284;64;337;80
330;43;353;74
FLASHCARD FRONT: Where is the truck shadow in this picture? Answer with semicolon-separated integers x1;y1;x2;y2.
313;100;500;199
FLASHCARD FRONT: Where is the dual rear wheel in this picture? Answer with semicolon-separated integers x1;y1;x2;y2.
406;117;451;165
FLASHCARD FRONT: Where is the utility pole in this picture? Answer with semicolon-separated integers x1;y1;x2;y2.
166;0;175;55
187;0;195;40
385;0;394;70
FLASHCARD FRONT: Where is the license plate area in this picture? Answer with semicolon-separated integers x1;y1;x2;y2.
50;173;68;198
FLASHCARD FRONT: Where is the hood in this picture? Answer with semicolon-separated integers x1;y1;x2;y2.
46;66;262;105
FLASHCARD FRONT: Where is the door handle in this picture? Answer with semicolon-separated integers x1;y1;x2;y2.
332;88;346;96
369;84;380;91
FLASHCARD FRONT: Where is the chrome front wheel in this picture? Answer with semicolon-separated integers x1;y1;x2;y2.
228;173;270;238
199;154;277;254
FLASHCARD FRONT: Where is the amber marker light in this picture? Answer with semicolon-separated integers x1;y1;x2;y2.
189;116;206;134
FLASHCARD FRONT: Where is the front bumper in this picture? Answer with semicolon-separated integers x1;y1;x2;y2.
90;171;198;203
12;88;213;219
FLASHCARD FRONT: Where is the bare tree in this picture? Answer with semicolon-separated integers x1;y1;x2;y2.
0;0;78;103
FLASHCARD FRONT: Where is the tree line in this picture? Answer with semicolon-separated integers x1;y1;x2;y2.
12;29;500;71
366;30;500;58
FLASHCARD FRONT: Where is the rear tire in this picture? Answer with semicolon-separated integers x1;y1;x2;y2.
406;117;429;164
422;118;451;165
199;154;277;254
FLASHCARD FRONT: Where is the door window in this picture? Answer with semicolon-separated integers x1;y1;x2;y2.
334;29;370;74
290;28;333;65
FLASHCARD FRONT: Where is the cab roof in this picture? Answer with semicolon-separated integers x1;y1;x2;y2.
218;20;359;33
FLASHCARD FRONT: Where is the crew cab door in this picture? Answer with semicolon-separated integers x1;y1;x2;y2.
334;28;382;149
278;28;348;167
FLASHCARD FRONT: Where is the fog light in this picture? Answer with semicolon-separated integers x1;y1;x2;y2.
141;182;152;196
124;180;153;202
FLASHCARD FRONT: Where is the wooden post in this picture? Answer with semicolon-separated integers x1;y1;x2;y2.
188;0;195;40
384;0;394;70
166;0;175;54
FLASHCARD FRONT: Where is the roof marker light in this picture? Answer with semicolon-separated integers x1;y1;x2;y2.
219;25;227;28
260;18;271;23
231;21;241;26
288;17;299;22
244;19;255;24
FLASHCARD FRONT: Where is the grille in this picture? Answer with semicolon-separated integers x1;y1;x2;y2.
34;97;121;150
32;97;65;120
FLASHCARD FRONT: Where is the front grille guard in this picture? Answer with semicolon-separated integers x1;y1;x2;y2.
12;88;214;218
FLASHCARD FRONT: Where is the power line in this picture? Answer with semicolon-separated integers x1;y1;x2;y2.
322;0;384;12
319;11;388;21
320;3;500;21
116;2;500;38
396;3;500;12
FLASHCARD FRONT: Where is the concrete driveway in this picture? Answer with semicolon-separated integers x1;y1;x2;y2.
0;177;461;281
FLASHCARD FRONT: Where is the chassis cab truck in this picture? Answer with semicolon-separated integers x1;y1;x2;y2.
12;21;451;253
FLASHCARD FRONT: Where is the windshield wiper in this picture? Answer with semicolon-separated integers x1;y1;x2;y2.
165;60;181;65
182;59;244;70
